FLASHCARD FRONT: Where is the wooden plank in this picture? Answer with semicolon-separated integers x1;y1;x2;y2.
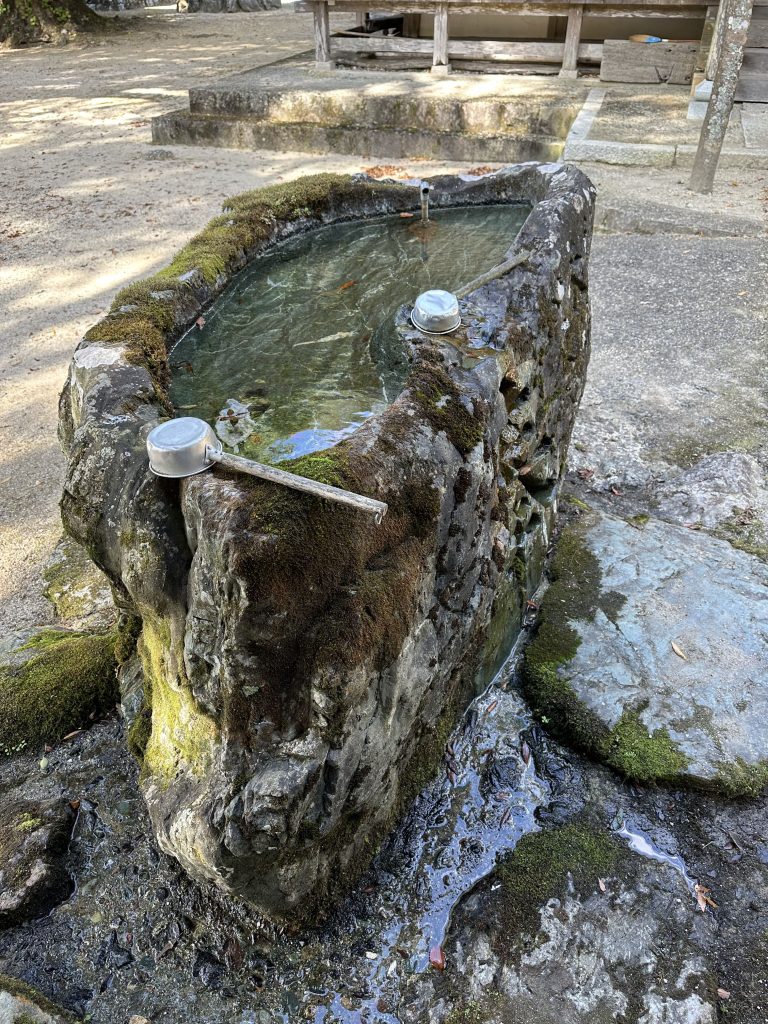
600;38;698;81
734;75;768;100
298;0;709;11
332;33;434;51
433;2;450;65
742;48;768;72
312;0;333;62
560;2;584;75
331;33;602;59
747;10;768;47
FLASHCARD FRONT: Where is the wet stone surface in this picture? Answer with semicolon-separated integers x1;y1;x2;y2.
0;797;75;930
524;506;768;792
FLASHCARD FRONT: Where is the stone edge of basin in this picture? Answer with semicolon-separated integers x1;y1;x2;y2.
57;165;596;925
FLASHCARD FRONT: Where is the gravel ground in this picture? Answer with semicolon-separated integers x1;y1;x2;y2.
0;8;766;633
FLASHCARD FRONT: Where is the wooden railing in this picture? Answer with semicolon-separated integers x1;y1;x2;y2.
297;0;711;76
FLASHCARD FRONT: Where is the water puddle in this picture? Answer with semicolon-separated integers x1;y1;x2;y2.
615;821;698;895
169;204;529;463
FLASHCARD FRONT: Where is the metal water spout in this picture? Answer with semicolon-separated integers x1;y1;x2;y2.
420;182;430;225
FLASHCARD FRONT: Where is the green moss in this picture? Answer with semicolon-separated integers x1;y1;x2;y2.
114;613;141;665
712;758;768;799
714;509;768;563
83;174;413;404
497;821;623;938
608;709;687;783
15;813;43;832
563;492;591;512
0;630;118;756
0;974;80;1022
139;617;218;786
629;513;650;528
444;997;503;1024
409;360;484;458
522;519;689;784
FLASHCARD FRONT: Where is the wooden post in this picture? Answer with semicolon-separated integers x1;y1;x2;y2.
559;3;584;77
689;0;753;192
312;1;333;66
432;3;450;72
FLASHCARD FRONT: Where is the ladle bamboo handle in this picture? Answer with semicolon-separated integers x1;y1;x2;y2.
206;447;388;523
455;249;532;299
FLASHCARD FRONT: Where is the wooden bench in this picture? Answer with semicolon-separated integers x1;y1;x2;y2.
298;0;712;76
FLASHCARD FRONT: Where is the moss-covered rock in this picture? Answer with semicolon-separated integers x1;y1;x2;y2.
496;821;625;939
0;800;75;929
42;536;115;631
523;507;768;795
0;974;79;1022
0;628;118;757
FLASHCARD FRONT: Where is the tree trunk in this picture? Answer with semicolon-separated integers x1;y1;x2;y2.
0;0;106;47
689;0;754;193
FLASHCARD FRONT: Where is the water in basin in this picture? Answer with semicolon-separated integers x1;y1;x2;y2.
169;203;530;463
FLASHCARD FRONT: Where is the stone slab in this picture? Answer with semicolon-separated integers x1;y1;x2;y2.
527;508;768;791
741;103;768;149
152;109;565;162
563;137;676;167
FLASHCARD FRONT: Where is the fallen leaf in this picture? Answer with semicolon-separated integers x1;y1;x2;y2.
62;730;82;741
577;468;594;480
521;740;531;765
485;699;498;716
517;464;533;476
671;641;688;662
598;878;606;892
526;599;538;610
69;799;81;812
399;212;415;218
717;988;731;1000
338;280;358;291
429;945;446;970
610;486;623;496
694;883;718;912
195;316;206;329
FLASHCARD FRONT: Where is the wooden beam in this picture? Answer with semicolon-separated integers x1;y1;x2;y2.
560;2;584;75
297;0;711;11
690;0;754;192
331;33;602;60
433;2;450;68
312;0;333;64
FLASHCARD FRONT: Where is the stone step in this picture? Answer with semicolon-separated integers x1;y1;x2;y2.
151;109;566;162
187;80;581;141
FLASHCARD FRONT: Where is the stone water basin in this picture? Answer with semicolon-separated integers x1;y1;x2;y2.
169;204;529;463
59;166;595;925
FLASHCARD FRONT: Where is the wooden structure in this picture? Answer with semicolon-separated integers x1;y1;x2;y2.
737;0;767;99
301;0;713;76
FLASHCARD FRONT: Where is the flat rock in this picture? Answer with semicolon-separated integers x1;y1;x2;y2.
523;507;768;793
0;798;75;929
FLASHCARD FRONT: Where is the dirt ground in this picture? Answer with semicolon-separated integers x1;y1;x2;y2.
0;6;765;633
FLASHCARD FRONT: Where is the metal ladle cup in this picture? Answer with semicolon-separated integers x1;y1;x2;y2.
146;417;388;523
